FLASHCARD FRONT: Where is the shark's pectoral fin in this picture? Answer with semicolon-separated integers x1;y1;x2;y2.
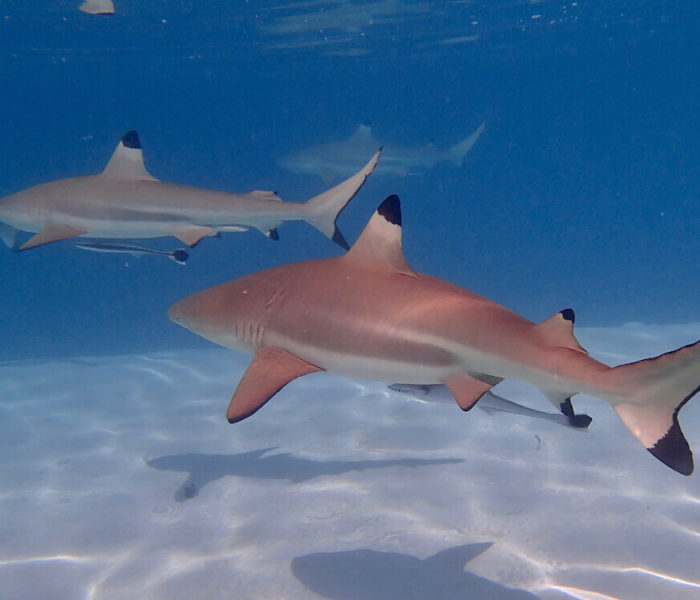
20;224;88;250
227;347;324;423
444;374;498;411
172;225;218;247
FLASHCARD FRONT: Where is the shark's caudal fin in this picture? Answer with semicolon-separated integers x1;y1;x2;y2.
303;149;380;249
447;122;485;168
609;340;700;475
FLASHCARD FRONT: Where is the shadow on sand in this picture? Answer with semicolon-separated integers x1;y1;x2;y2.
146;448;463;501
292;543;539;600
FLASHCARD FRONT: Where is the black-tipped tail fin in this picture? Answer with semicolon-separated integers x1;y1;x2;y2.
610;339;700;475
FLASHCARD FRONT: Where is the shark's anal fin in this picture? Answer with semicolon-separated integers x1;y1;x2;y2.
20;224;88;250
444;374;496;411
172;225;218;247
227;347;324;423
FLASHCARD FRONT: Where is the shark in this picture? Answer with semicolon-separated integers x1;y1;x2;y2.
0;130;379;251
278;122;485;182
168;195;700;475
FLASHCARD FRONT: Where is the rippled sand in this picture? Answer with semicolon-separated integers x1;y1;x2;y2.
1;323;699;599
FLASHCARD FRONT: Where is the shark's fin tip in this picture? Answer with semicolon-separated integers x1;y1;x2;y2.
377;194;401;226
560;308;575;323
648;418;694;476
121;130;141;149
569;413;592;429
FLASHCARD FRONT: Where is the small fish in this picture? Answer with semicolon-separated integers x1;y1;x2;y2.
388;384;592;430
73;240;189;265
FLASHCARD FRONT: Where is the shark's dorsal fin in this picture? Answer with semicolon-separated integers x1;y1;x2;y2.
537;308;587;353
349;124;375;143
101;130;159;182
344;195;416;276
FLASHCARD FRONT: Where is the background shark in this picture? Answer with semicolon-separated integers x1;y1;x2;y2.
0;131;379;251
168;194;700;476
278;122;485;182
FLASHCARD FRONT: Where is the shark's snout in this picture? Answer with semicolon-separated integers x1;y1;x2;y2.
167;300;189;326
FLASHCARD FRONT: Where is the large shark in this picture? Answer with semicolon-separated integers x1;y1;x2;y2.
168;195;700;475
0;131;379;251
278;122;485;182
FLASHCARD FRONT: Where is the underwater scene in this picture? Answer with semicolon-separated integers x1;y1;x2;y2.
0;2;699;599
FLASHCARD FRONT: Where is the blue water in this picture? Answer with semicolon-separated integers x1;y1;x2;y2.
1;1;698;361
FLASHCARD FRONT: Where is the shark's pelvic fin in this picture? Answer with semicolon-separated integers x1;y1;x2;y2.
101;130;159;182
444;374;499;411
20;224;87;250
172;225;218;247
227;347;324;423
344;194;416;276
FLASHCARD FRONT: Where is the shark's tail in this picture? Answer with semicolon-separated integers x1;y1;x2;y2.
447;122;486;168
606;339;700;475
303;149;380;249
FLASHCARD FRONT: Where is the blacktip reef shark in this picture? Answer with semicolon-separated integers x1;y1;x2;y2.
388;384;592;430
0;131;380;251
73;240;189;265
169;195;700;475
278;122;485;182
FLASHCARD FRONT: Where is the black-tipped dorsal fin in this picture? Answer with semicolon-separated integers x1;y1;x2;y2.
537;308;587;353
344;195;415;276
101;130;159;181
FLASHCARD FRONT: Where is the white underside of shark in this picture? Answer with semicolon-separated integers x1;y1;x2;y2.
169;195;700;476
0;130;379;251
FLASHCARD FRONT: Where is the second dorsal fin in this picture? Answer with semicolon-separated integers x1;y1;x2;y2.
537;308;587;353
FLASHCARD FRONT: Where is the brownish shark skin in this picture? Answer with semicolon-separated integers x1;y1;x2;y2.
169;195;700;475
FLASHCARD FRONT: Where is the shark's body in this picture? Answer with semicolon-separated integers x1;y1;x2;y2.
0;131;379;251
278;122;485;181
169;195;700;475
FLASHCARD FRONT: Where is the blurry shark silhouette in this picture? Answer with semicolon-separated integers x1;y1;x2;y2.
79;0;114;15
169;195;700;475
278;122;485;182
0;131;379;251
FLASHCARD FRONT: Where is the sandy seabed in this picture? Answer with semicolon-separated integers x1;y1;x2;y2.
1;323;699;600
